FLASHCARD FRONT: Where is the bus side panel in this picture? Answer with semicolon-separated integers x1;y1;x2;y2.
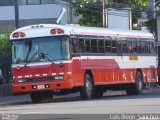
80;59;120;85
72;59;84;87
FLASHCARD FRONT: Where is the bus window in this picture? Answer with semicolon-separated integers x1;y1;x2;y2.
85;39;91;53
137;41;141;53
117;41;122;53
79;38;85;53
127;41;132;53
122;40;128;53
141;41;145;53
111;41;117;53
72;38;80;53
91;39;97;53
98;39;104;53
145;41;150;53
132;41;137;53
105;40;111;53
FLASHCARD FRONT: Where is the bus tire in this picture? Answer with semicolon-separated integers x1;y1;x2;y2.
31;92;53;103
80;73;94;100
126;71;143;95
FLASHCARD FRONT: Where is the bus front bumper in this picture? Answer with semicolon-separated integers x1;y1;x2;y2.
12;80;73;94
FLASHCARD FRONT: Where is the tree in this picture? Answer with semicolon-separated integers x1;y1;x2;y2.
122;0;148;8
0;33;12;83
146;18;157;35
73;0;149;27
155;0;160;8
73;0;104;27
0;33;11;57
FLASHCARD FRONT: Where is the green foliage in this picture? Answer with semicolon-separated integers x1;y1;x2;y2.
73;0;103;27
146;18;157;35
122;0;148;8
73;0;149;27
155;0;160;8
0;33;12;57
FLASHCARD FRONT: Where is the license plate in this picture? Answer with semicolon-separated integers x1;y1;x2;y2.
37;85;45;89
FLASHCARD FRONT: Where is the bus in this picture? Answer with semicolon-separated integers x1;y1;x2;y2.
10;24;157;103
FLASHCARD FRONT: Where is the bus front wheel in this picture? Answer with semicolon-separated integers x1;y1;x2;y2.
80;73;94;100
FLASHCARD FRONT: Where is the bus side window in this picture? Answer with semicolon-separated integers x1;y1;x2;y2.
79;38;85;53
145;41;150;53
85;39;91;53
122;40;128;53
137;41;141;53
111;41;117;53
132;41;137;53
98;39;104;53
105;40;111;53
141;41;145;53
91;39;97;53
127;41;132;53
72;39;80;53
116;41;121;53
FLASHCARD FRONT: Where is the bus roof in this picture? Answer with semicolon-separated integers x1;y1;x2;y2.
10;24;154;40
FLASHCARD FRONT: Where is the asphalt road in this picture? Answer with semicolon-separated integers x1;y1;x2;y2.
0;87;160;120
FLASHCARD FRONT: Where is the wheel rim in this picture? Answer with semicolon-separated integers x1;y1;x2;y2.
85;75;92;97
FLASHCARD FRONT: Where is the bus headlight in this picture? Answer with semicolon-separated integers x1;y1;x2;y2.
54;76;64;80
18;79;27;83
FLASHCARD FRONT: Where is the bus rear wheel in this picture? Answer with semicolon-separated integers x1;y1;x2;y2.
126;71;143;95
80;73;94;100
30;92;53;103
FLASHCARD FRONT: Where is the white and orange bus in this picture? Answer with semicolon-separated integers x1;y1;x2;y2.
10;24;157;103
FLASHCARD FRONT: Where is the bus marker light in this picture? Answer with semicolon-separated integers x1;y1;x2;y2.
67;72;72;79
50;29;56;34
13;32;25;38
57;28;64;34
13;32;19;38
50;28;64;35
16;67;21;71
68;74;72;79
20;32;25;37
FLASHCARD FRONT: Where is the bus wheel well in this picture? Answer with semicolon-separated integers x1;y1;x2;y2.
136;69;143;81
85;70;94;84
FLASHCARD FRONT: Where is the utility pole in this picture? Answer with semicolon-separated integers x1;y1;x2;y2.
102;0;106;28
14;0;19;29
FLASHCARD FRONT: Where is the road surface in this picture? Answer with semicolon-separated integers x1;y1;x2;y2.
0;87;160;120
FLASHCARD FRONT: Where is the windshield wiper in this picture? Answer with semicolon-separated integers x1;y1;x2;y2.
39;53;55;64
29;52;55;64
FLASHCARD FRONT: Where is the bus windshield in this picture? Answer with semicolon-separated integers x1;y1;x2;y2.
12;36;70;64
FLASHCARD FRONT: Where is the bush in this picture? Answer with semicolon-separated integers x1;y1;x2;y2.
0;32;12;83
